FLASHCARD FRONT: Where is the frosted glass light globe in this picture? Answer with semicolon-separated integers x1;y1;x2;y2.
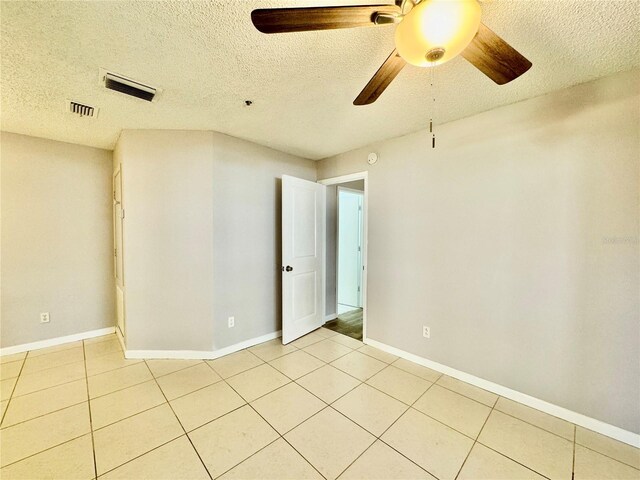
395;0;482;67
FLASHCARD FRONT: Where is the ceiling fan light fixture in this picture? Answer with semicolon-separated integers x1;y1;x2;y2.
395;0;482;67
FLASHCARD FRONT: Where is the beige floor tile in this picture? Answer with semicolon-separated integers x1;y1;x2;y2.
340;440;436;480
20;346;84;375
357;345;399;364
220;438;322;480
478;410;573;479
0;402;90;467
330;334;364;349
27;341;83;358
171;381;245;431
0;352;27;364
156;363;221;400
101;435;210;480
495;397;575;441
84;338;122;359
392;358;442;383
316;327;340;338
333;384;408;436
88;362;153;399
13;361;85;397
303;339;352;363
146;359;203;378
208;350;263;379
86;351;141;377
0;434;95;480
226;363;290;402
1;377;17;401
189;405;279;478
91;380;166;429
289;331;326;349
366;365;432;405
0;360;23;380
436;376;498;407
576;426;640;469
249;338;297;362
296;365;361;404
93;403;183;475
252;382;325;434
331;351;386;381
285;407;375;480
414;384;491;438
269;350;324;380
2;378;87;428
457;443;546;480
84;333;118;345
382;408;474;480
574;444;640;479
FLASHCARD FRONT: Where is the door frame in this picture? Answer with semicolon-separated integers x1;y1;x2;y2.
336;186;364;315
113;165;126;341
318;172;369;342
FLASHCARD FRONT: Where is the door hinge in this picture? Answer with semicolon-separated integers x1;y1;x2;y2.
114;248;117;257
121;209;125;219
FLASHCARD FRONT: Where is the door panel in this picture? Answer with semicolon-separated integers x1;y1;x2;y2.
282;175;325;344
338;189;364;310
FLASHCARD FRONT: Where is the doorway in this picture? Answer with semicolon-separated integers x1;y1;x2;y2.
319;173;368;341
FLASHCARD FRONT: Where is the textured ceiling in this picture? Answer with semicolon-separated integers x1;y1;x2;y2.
2;0;639;160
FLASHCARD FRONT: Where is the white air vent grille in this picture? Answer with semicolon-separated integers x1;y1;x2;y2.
67;100;98;118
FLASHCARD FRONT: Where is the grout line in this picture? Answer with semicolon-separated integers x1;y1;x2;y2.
0;357;27;426
572;424;577;480
0;431;92;470
453;389;497;480
473;441;553;479
143;359;214;480
0;397;88;431
81;339;99;480
573;443;640;471
221;378;328;479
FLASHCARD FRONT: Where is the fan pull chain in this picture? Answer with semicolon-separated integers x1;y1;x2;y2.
430;66;436;149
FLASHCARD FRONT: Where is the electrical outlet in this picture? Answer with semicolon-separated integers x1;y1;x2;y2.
40;312;50;323
228;316;235;328
423;325;430;338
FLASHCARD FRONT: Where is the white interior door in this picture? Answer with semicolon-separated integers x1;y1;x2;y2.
113;168;125;338
282;175;326;344
337;188;364;312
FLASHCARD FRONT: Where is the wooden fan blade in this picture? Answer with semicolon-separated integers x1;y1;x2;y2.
461;23;532;85
251;5;400;34
354;49;406;105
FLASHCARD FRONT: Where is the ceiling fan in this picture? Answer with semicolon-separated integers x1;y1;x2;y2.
251;0;532;105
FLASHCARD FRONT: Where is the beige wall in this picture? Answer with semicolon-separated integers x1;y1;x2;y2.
1;132;115;347
317;69;640;434
116;130;316;352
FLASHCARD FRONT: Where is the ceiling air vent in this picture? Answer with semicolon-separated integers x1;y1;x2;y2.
67;100;98;118
100;70;157;102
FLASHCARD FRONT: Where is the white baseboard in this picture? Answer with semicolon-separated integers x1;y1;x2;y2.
324;314;337;323
365;338;640;448
125;330;282;360
0;327;116;356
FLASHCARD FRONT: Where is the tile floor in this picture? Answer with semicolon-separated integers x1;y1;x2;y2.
0;329;639;480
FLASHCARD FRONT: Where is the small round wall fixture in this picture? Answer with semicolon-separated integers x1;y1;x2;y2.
367;152;378;165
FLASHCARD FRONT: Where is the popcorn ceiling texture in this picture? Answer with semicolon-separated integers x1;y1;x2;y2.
1;0;639;160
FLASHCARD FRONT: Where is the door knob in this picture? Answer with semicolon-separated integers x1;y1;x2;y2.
285;266;293;272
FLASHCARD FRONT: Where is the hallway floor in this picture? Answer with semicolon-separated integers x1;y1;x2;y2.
325;308;363;340
0;330;638;479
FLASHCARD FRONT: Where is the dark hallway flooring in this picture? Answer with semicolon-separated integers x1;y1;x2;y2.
324;308;363;340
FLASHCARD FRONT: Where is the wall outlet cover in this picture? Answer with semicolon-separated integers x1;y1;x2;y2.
40;312;50;323
228;316;235;328
423;325;430;338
